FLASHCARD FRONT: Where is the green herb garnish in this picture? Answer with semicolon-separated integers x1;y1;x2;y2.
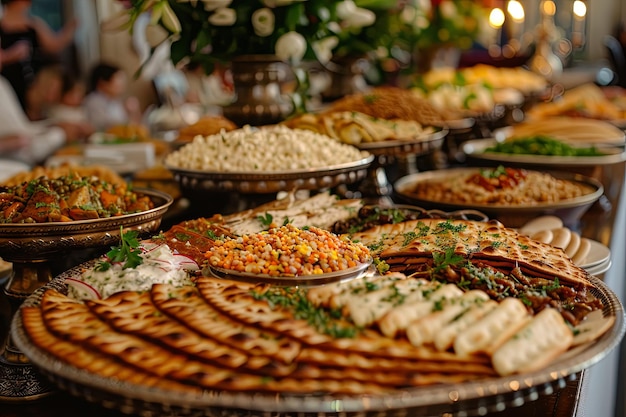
96;227;143;271
257;212;273;227
432;247;465;274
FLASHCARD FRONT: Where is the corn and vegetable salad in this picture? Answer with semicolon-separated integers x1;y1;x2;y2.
205;224;371;277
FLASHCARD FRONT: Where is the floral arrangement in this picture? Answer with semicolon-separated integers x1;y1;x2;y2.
120;0;386;73
395;0;487;56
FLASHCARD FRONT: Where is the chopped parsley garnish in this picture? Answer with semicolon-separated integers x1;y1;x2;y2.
251;288;358;338
433;219;467;234
481;165;508;178
402;231;418;246
175;232;192;242
206;230;221;240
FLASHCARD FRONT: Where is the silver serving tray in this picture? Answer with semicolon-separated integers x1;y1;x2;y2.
462;138;626;167
356;128;447;156
11;269;625;417
167;155;374;194
207;260;372;287
393;168;604;228
0;189;173;261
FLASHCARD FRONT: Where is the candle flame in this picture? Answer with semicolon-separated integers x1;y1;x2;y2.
573;1;586;18
542;1;556;16
507;1;525;22
489;8;505;28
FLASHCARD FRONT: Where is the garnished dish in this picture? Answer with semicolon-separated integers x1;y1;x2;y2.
331;204;488;235
394;167;603;227
350;219;601;325
485;136;608;157
397;166;596;206
411;80;497;120
0;173;154;223
67;231;198;300
462;137;626;167
12;212;622;416
205;224;372;285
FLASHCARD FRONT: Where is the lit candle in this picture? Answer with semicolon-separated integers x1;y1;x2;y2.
507;0;525;42
489;7;505;48
572;0;587;48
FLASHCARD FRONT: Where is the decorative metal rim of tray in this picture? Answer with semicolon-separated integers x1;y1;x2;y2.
166;155;375;194
11;272;625;417
355;128;447;156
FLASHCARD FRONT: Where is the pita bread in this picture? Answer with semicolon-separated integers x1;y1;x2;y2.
350;219;592;287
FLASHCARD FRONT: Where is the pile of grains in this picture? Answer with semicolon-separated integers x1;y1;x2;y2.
205;224;371;277
164;125;369;172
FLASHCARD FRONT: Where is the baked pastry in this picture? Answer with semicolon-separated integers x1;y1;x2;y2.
176;116;237;143
325;86;446;127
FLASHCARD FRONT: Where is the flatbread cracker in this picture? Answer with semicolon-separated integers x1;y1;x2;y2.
351;219;592;287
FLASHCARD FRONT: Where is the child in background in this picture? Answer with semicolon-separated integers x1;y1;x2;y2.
23;64;63;121
47;72;94;139
83;62;142;131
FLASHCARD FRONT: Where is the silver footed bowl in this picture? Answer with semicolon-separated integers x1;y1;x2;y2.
0;188;173;262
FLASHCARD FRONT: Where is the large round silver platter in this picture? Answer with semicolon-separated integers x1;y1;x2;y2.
0;189;173;261
393;168;604;228
166;155;374;194
356;128;447;156
12;272;624;416
462;138;626;167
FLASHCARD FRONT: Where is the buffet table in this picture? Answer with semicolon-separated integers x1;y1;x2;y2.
0;160;623;417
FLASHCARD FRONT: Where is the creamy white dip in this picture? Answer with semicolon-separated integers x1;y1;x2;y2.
66;243;197;301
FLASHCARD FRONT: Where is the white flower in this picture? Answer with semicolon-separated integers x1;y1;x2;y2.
336;0;357;20
440;1;458;19
251;8;275;37
275;31;307;63
202;0;233;11
312;36;338;63
336;0;375;29
328;22;341;33
208;7;236;26
345;8;375;28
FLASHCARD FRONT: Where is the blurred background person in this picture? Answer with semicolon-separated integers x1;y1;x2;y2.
0;43;83;166
0;0;77;110
0;71;65;165
47;69;94;139
23;63;63;121
83;62;142;132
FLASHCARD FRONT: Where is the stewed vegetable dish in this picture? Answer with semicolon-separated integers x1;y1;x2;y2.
0;173;154;223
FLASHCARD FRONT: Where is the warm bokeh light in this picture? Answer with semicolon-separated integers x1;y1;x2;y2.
573;1;587;18
489;8;505;28
507;0;525;22
542;0;556;16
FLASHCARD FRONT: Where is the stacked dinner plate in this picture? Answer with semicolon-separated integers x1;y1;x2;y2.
518;215;612;276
